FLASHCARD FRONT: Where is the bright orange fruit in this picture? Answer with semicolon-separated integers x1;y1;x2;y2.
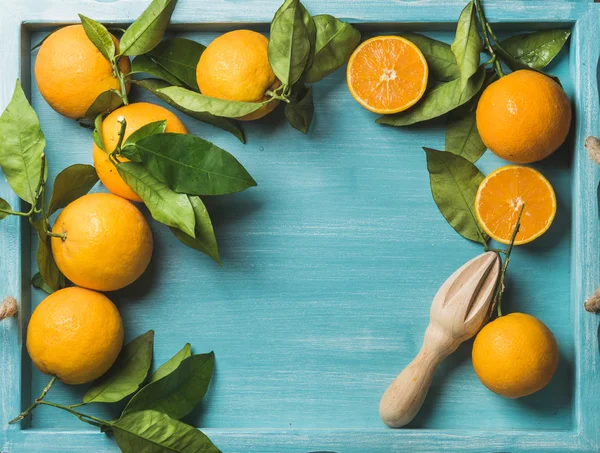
347;36;428;114
475;165;556;245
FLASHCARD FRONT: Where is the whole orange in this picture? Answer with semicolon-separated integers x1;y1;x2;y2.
476;70;571;163
92;102;187;202
196;30;280;121
472;313;559;398
35;25;131;120
51;193;153;292
27;287;124;384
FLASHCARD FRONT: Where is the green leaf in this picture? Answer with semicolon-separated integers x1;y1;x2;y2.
122;120;167;162
302;10;317;74
113;410;221;453
284;85;314;134
451;1;483;90
131;55;185;87
303;15;361;84
78;14;115;62
132;133;256;196
119;0;178;56
92;113;106;151
499;29;571;71
83;330;154;404
48;164;99;215
0;198;11;220
117;162;196;237
148;38;206;91
401;33;460;81
423;148;487;244
150;343;192;384
134;80;245;143
83;90;123;123
376;67;485;126
31;272;53;294
122;352;214;419
31;219;64;292
445;108;486;163
0;80;45;204
170;196;220;264
157;86;267;120
268;0;312;86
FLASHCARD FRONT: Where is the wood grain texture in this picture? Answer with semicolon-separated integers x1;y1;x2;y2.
1;1;599;452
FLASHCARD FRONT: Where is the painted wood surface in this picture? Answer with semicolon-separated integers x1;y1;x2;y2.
1;1;599;452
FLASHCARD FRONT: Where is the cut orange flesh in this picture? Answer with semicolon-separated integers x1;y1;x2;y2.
475;166;556;245
347;36;428;114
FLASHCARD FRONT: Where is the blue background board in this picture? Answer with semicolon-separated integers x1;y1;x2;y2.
1;1;600;452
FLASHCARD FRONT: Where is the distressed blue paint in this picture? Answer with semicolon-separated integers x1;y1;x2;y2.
1;1;599;452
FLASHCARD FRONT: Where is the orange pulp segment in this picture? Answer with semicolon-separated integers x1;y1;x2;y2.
475;166;556;245
346;36;428;114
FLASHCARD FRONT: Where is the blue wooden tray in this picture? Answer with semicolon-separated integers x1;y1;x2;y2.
1;1;599;452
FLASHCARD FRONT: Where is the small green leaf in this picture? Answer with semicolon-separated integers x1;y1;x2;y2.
119;0;177;56
284;85;314;134
131;55;185;87
0;198;11;220
445;107;486;163
134;80;245;143
401;33;460;81
122;352;214;419
31;272;53;294
83;90;123;123
376;67;485;126
150;343;192;383
48;164;99;215
78;14;115;62
451;1;483;90
92;113;106;151
132;133;256;196
113;410;221;453
83;330;154;404
268;0;312;86
148;38;206;91
31;219;64;292
117;162;196;237
423;148;487;244
304;15;361;84
0;80;45;204
171;196;220;265
499;29;571;71
122;120;167;158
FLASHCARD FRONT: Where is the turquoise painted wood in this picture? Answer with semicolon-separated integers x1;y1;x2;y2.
1;1;599;452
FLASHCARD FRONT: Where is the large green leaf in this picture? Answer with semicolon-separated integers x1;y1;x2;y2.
117;162;196;237
113;410;221;453
48;164;99;215
134;80;245;143
451;1;483;90
132;133;257;195
31;219;64;292
121;120;167;161
148;38;206;91
119;0;177;56
445;107;486;163
0;198;11;221
376;67;485;126
131;55;185;87
304;15;361;84
423;148;487;244
170;196;220;265
0;80;45;204
122;352;214;419
78;14;115;62
83;331;154;404
284;85;314;134
499;29;571;71
401;33;460;81
268;0;312;86
150;343;192;384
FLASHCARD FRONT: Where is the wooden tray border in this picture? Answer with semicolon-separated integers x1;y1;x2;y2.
1;1;599;452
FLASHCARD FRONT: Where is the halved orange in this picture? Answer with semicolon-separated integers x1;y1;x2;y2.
475;166;556;245
347;36;428;114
